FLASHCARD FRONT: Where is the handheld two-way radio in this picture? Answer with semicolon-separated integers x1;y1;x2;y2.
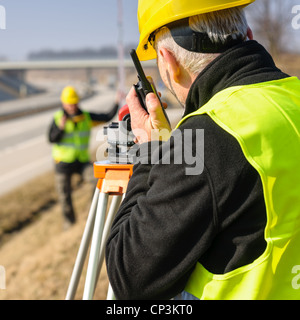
130;49;170;126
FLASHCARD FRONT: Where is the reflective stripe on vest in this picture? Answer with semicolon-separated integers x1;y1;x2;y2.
176;77;300;300
52;110;92;163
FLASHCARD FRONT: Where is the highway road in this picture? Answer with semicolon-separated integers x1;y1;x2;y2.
0;87;183;197
0;88;118;196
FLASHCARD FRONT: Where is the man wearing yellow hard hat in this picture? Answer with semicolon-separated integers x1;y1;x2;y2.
105;0;300;300
48;86;118;228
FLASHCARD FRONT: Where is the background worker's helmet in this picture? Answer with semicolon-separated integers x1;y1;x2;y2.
61;86;80;105
136;0;256;61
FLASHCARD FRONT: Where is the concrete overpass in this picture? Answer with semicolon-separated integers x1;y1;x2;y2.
0;59;155;71
0;59;156;100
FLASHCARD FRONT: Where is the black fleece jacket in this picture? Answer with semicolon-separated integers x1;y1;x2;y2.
105;41;290;300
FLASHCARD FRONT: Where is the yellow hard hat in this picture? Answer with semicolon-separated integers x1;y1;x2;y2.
61;86;80;105
136;0;256;61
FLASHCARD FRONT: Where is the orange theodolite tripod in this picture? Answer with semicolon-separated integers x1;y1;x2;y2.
65;161;133;300
65;105;136;300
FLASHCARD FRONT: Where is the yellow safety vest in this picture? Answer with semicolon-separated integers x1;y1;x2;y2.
176;77;300;300
52;110;92;163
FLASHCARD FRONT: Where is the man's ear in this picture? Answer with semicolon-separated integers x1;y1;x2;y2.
159;47;181;83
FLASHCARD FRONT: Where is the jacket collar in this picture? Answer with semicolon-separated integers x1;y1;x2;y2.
184;40;289;117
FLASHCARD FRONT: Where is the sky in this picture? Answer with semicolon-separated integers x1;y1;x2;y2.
0;0;299;61
0;0;140;60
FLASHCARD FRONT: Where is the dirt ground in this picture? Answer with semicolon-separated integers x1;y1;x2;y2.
0;170;110;300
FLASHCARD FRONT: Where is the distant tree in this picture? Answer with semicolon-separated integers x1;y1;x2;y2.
246;0;292;57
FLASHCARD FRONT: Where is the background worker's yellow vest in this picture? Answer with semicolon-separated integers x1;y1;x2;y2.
176;77;300;300
52;110;92;163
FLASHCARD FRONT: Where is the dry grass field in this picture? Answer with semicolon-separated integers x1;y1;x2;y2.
0;169;110;300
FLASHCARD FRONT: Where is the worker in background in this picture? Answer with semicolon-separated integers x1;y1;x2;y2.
105;0;300;300
48;86;118;228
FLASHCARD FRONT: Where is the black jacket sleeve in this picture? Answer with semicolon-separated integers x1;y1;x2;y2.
89;103;119;124
105;115;267;300
106;132;216;299
48;120;64;143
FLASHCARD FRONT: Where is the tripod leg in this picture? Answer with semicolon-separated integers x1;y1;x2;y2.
85;194;125;300
65;187;100;300
96;194;123;284
83;192;109;300
103;195;125;300
106;283;116;300
85;194;124;300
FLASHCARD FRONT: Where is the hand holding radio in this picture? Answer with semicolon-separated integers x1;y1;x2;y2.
128;49;171;144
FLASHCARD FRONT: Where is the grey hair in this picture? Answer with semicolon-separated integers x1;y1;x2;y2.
155;6;249;75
